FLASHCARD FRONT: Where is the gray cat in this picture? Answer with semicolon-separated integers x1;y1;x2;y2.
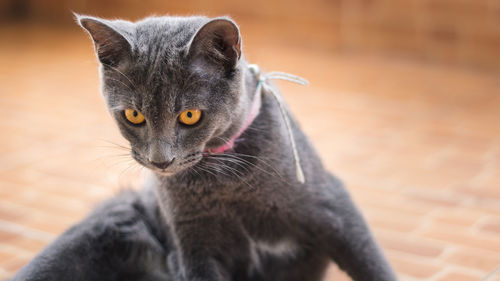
77;14;397;281
14;14;397;281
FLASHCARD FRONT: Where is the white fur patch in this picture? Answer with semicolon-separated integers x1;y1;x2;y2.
249;238;298;271
255;239;297;257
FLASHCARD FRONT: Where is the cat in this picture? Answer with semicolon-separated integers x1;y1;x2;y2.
76;14;398;281
12;186;174;281
14;14;397;281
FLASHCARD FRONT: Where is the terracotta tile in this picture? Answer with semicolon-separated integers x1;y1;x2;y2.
324;264;351;281
421;223;500;252
2;256;33;274
0;270;12;280
446;248;500;272
386;252;441;278
480;221;500;235
0;249;18;264
377;234;445;258
0;230;18;243
458;186;500;201
20;216;74;236
436;271;484;281
0;205;25;222
429;208;484;227
402;189;464;208
1;236;48;253
367;213;421;233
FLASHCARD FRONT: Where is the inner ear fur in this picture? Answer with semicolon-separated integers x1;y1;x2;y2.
188;18;242;70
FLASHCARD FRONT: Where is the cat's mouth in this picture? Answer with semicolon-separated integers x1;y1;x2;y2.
130;149;203;176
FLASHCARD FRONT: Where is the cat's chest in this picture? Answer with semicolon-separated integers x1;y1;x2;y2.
165;182;288;217
248;237;299;273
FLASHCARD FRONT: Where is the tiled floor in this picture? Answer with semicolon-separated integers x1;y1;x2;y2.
0;23;499;281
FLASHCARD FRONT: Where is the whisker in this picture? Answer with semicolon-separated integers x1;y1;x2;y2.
225;152;282;176
204;157;255;190
204;162;232;178
196;163;218;177
210;152;283;180
207;156;252;174
98;139;131;151
189;165;202;177
118;160;141;178
211;158;245;177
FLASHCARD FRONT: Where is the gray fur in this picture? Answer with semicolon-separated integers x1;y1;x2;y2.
13;187;173;281
14;14;398;281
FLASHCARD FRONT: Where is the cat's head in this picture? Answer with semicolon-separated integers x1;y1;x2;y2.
77;15;252;176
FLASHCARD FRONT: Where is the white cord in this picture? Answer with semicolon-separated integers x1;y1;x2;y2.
249;64;308;183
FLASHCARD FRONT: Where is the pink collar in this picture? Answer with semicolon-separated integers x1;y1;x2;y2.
205;84;262;154
202;65;308;183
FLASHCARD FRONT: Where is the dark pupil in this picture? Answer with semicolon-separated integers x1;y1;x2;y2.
187;111;192;118
133;111;138;117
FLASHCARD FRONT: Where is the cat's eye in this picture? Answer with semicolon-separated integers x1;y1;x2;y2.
124;109;145;125
179;109;202;126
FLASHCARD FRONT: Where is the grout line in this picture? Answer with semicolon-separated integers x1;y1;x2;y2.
470;215;492;235
0;244;36;259
0;219;55;243
428;267;454;281
0;267;10;278
436;245;457;261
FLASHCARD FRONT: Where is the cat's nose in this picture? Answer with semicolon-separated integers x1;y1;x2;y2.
150;158;175;170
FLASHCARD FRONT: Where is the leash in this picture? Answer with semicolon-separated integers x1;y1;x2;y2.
248;64;308;183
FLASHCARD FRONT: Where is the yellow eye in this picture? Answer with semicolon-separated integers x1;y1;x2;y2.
124;109;145;125
179;109;202;126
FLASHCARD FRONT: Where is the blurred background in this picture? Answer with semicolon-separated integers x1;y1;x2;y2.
0;0;499;280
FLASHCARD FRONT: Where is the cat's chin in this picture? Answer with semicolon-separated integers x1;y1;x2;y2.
151;170;175;177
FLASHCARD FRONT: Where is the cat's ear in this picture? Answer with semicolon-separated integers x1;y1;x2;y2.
187;18;242;71
75;14;132;66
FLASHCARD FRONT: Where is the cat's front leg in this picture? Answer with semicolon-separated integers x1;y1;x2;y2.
318;178;398;280
172;216;249;281
177;255;231;281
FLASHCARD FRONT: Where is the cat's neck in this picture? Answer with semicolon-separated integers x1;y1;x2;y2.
199;61;259;152
205;65;262;154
